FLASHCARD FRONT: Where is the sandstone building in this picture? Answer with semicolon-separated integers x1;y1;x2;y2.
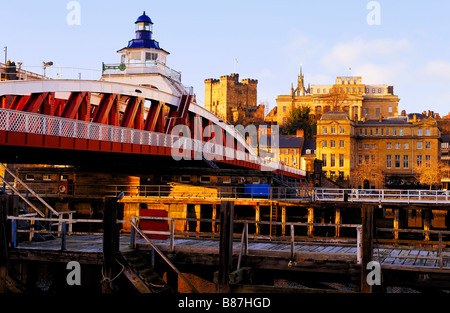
316;111;441;189
205;73;264;125
276;69;400;125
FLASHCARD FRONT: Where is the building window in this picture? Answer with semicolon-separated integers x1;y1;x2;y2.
388;106;393;113
417;128;423;136
364;155;370;165
375;128;379;136
339;140;345;148
359;129;363;136
372;88;376;93
330;140;336;148
180;176;191;183
339;126;345;134
395;143;401;149
370;129;373;136
364;144;370;150
417;155;423;166
403;155;409;168
330;154;336;167
292;149;296;154
283;106;287;113
364;129;368;136
322;127;327;134
378;88;382;93
60;175;69;181
425;142;431;149
366;88;369;93
386;128;389;136
285;149;289;154
386;155;392;168
393;129;397;136
426;155;431;168
339;154;344;167
322;154;327;167
426;129;431;136
371;144;376;150
417;142;423;149
222;176;231;184
394;155;401;168
25;174;35;181
387;143;392;149
200;176;211;183
381;129;384;136
43;174;51;181
399;128;404;136
358;155;363;165
322;140;327;148
376;108;381;117
331;126;336;134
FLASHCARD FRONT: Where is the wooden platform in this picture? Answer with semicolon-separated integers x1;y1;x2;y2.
8;234;450;272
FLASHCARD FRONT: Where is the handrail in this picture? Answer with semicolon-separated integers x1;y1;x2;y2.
0;163;59;216
129;220;198;293
315;188;450;204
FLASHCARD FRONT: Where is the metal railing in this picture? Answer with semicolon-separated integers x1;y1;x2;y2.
315;188;450;204
0;108;306;177
102;61;181;82
112;184;313;201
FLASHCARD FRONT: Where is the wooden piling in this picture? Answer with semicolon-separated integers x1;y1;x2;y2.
218;201;234;293
0;196;8;293
360;204;374;293
102;197;120;293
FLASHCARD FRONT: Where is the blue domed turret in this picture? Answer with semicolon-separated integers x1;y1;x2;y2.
123;11;166;50
136;11;152;24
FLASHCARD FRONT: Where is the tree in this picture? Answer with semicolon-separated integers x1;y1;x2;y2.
282;106;316;139
415;162;446;190
351;157;384;189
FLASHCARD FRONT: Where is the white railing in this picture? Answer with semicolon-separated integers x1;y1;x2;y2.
315;188;450;204
102;61;181;82
0;108;306;177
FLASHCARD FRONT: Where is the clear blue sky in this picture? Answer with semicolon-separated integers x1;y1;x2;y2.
2;0;450;116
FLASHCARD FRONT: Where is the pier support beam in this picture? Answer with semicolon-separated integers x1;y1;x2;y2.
0;196;8;293
307;207;314;237
102;197;120;293
424;209;431;241
394;208;399;240
360;204;374;293
281;206;286;236
254;205;260;235
335;207;341;237
218;201;234;293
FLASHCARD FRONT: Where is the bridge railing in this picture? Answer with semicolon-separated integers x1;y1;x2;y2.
0;108;306;177
314;188;450;204
112;184;314;201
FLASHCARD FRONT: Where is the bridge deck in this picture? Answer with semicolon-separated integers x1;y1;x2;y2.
10;234;450;271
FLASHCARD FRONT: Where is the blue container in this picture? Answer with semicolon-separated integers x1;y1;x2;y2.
244;183;271;197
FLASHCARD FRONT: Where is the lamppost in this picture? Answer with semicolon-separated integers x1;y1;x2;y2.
42;61;53;77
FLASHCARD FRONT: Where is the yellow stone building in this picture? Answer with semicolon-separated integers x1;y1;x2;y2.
204;73;264;125
316;111;442;189
276;69;400;125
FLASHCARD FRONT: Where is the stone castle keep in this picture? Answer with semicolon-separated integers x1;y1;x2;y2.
205;73;264;125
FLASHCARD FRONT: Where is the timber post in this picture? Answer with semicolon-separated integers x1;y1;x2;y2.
218;201;234;293
0;196;8;293
360;204;374;293
102;197;120;293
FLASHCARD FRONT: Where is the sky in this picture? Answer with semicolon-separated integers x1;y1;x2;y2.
1;0;450;116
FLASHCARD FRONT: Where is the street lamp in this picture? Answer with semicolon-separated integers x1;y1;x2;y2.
42;61;53;77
